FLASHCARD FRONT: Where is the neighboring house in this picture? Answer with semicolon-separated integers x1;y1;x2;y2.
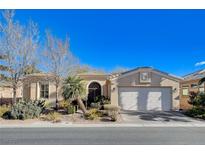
0;73;64;105
0;67;182;111
180;69;205;110
0;80;22;105
22;73;64;105
79;67;182;111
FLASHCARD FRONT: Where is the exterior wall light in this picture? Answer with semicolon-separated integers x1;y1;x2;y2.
173;88;177;93
112;87;115;92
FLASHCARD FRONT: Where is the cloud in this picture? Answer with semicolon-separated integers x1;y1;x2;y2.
195;61;205;66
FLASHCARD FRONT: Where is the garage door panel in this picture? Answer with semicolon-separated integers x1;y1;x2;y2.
147;91;162;110
161;88;172;111
119;91;138;110
119;87;172;111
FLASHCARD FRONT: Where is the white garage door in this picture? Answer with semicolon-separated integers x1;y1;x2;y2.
119;87;172;111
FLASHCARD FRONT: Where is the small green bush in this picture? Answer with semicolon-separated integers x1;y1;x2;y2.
188;91;205;108
2;111;12;119
85;109;102;120
40;112;61;123
185;107;205;118
94;96;110;105
9;100;43;120
67;105;76;114
0;105;11;117
59;100;69;109
40;100;53;110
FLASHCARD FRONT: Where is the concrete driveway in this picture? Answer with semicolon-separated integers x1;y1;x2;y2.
120;110;205;126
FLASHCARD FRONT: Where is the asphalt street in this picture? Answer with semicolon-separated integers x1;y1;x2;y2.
1;127;205;145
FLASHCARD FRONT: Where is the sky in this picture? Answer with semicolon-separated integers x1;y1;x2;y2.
5;9;205;76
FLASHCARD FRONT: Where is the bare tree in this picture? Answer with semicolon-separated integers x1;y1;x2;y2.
23;63;41;75
0;54;9;81
43;31;78;109
73;64;106;75
111;66;129;74
0;10;39;103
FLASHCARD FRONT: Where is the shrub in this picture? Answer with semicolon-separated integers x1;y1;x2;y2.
9;100;43;120
34;99;50;111
0;105;11;117
185;107;205;118
40;100;53;110
40;112;61;123
201;113;205;119
109;111;118;121
85;109;102;120
94;96;110;105
188;91;205;108
41;112;61;123
67;105;76;114
59;100;69;109
103;105;120;122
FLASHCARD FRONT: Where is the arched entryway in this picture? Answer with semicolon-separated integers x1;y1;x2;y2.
88;82;101;104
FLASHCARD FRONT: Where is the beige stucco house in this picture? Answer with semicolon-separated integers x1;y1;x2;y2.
0;67;182;111
79;67;182;111
22;73;64;105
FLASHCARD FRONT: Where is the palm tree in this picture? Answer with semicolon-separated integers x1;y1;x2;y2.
62;76;88;114
199;77;205;85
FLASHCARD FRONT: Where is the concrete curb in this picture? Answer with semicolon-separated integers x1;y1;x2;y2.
1;123;205;128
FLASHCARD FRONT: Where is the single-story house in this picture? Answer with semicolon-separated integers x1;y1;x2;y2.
79;67;182;111
180;69;205;110
0;67;183;111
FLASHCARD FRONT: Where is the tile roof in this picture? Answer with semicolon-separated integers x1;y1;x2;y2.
183;69;205;80
0;80;12;87
120;66;182;80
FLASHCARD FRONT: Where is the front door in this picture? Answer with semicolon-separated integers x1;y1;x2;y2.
88;82;101;104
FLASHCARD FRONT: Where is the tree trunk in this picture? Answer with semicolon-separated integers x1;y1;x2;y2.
76;97;88;114
12;86;17;104
55;85;58;110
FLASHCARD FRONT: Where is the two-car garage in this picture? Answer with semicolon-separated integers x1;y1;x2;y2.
119;87;172;111
112;67;181;112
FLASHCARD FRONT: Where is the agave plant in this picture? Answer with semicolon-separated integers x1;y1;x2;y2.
62;76;88;114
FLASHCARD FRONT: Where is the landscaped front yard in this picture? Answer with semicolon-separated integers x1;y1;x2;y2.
0;99;122;125
0;111;123;126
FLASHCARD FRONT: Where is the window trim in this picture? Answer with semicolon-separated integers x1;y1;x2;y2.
191;83;198;89
182;85;189;96
139;72;151;83
199;84;205;93
40;82;49;99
